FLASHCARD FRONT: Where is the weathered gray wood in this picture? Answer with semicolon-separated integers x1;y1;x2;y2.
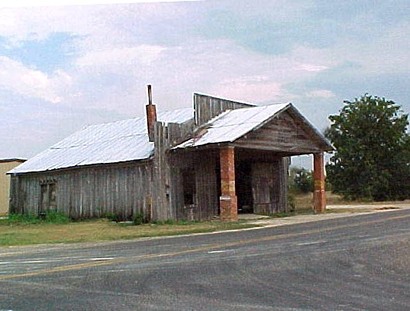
11;94;324;221
152;120;197;220
11;162;153;220
195;151;218;220
235;110;325;155
194;93;253;127
252;162;274;214
251;159;288;215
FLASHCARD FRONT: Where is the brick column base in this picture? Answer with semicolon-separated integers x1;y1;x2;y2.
220;195;238;222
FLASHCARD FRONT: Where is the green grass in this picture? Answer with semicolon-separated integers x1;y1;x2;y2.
0;192;365;247
0;217;260;247
5;211;70;224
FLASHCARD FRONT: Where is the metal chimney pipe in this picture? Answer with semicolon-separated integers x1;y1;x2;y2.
147;84;153;106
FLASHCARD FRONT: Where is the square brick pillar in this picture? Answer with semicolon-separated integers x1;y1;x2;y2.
313;152;326;213
219;146;238;221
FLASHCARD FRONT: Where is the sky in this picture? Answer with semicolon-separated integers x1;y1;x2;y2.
0;0;409;168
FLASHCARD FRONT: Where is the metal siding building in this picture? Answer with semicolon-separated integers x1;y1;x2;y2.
0;159;25;215
9;93;332;221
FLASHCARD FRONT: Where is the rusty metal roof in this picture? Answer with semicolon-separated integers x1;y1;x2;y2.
9;108;193;174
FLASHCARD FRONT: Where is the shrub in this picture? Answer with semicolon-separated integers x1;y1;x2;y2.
44;210;70;224
7;213;40;224
6;211;70;224
133;213;145;225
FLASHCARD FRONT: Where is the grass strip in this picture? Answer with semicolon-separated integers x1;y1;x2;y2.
0;219;260;247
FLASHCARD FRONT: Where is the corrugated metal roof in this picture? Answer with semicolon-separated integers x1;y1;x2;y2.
157;108;194;125
10;108;193;174
174;103;290;149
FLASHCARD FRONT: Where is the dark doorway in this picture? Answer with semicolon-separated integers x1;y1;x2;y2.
39;181;57;216
182;170;195;207
236;161;253;213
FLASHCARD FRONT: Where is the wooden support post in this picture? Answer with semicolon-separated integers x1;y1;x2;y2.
313;152;326;213
219;146;238;221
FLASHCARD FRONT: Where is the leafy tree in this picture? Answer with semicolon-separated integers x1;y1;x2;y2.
289;167;313;193
326;94;410;201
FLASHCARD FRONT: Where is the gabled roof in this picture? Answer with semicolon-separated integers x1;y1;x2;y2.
10;95;332;175
175;103;289;148
174;103;332;151
173;103;333;150
9;108;193;174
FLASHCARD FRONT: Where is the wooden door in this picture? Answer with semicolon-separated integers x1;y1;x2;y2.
252;163;275;214
39;182;57;216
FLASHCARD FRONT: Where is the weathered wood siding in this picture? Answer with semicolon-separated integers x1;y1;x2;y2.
169;152;195;220
235;110;324;155
152;117;219;221
251;158;288;214
194;150;219;220
152;120;199;221
194;93;253;127
166;150;219;221
10;162;153;219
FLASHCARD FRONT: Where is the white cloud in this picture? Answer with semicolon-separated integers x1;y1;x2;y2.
76;45;166;68
1;1;409;161
212;79;285;103
296;63;328;72
0;4;342;116
0;0;199;8
65;37;338;114
306;89;336;99
0;3;193;47
295;20;410;77
0;56;71;103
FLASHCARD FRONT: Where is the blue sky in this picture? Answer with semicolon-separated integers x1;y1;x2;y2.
0;0;409;168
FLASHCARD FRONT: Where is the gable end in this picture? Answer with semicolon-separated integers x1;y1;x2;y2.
235;109;332;155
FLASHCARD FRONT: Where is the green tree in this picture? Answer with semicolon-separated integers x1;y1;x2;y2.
326;94;410;201
289;167;313;193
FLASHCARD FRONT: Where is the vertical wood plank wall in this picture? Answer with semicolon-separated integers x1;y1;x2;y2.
152;121;197;220
193;93;254;127
10;163;153;219
251;158;289;214
194;151;219;220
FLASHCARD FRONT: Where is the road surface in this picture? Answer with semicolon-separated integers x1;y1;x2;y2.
1;209;409;310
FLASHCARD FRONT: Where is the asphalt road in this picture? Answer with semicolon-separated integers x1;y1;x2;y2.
1;209;409;311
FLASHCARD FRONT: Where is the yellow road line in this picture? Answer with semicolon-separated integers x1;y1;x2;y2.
0;213;409;281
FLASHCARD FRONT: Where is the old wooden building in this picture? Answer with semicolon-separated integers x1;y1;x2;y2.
9;89;332;221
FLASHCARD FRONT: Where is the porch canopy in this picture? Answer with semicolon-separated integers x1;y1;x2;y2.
174;103;333;221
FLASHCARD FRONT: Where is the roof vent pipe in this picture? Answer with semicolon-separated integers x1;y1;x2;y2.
146;84;157;142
